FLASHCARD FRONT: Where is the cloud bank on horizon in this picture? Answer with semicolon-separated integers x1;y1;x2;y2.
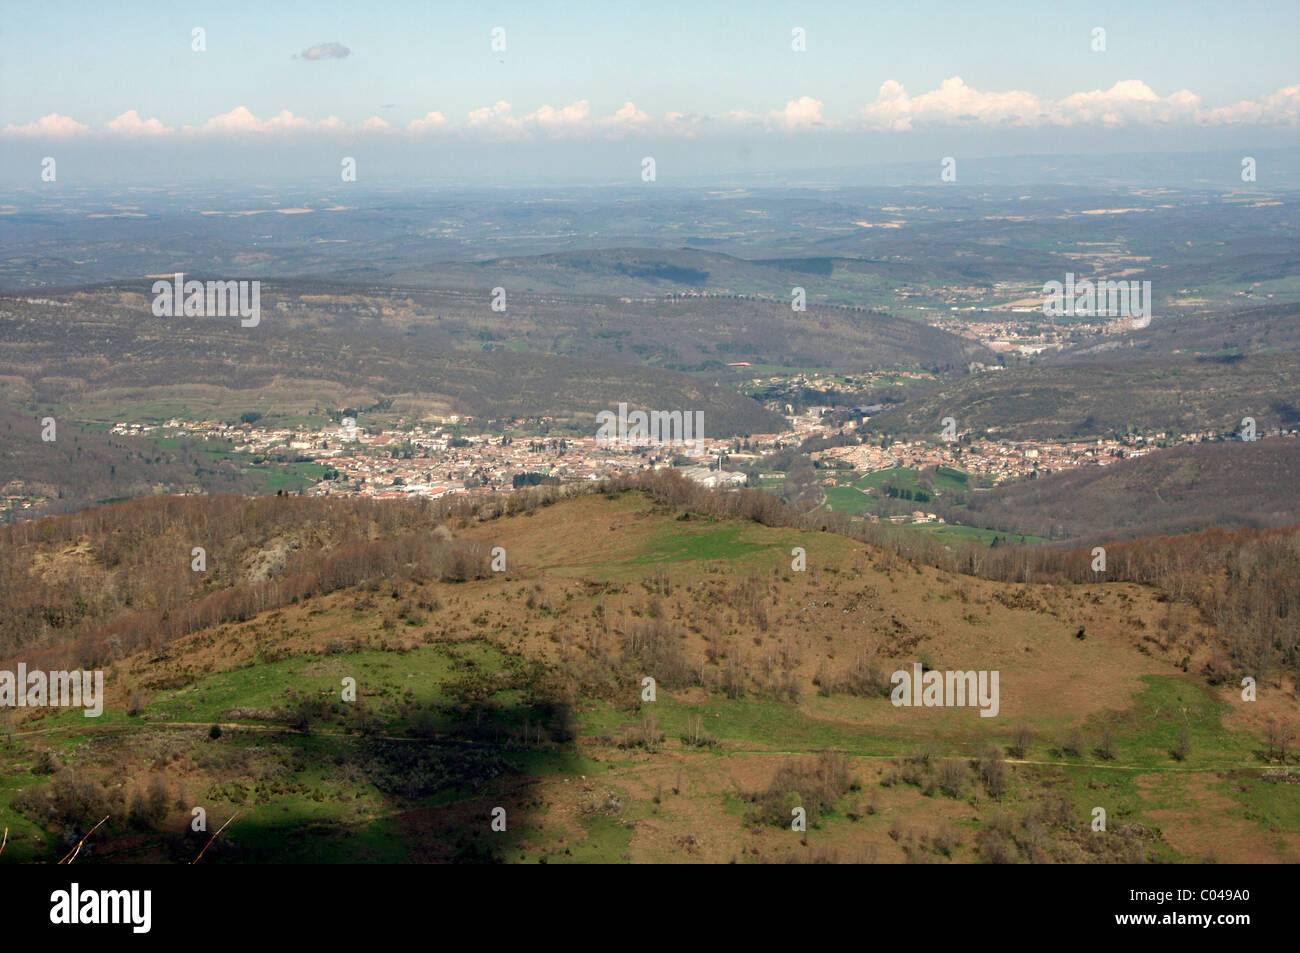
7;78;1300;140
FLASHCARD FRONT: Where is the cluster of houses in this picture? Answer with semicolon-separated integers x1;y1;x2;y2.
814;429;1296;485
110;415;783;501
96;403;1298;513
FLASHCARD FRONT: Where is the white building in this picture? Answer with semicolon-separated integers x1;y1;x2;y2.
680;466;747;489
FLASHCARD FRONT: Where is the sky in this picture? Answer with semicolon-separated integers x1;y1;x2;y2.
2;1;1298;186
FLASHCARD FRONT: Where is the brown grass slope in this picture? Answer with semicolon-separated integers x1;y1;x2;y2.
3;481;1296;864
4;472;1298;687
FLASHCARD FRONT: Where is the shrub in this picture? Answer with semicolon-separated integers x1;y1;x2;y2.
1096;727;1117;761
128;777;170;829
34;749;60;774
680;715;718;747
977;745;1007;800
16;768;117;828
1173;724;1191;761
1008;725;1032;759
621;712;665;751
747;751;851;828
1061;728;1084;758
938;758;967;798
624;619;694;689
933;823;960;858
976;826;1018;864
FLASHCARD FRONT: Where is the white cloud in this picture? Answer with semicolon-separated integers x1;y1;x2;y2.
7;82;1299;141
181;107;363;136
606;101;651;126
524;100;591;127
314;115;349;133
407;111;449;133
183;106;297;135
105;110;171;136
772;96;826;130
466;99;520;135
2;113;91;137
861;76;1044;130
463;99;594;137
662;111;713;138
1049;80;1198;126
468;100;513;124
1201;83;1300;126
855;76;1300;130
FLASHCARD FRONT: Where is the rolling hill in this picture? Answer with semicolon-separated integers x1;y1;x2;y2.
870;353;1300;441
0;405;258;522
1058;301;1300;363
0;288;788;434
1;480;1295;864
953;438;1300;542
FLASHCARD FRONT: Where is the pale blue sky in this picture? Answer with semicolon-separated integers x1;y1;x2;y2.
2;1;1296;185
4;0;1297;127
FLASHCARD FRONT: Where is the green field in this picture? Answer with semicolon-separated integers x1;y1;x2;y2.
821;484;875;514
145;434;327;493
910;523;1048;546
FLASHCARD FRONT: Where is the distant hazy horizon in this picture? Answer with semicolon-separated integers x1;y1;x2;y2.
4;145;1299;195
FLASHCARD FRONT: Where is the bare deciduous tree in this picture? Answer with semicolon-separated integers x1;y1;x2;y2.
1009;724;1032;759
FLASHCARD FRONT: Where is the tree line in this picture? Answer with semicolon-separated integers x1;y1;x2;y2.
3;470;1296;687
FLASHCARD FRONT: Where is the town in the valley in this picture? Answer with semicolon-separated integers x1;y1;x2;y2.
77;370;1294;531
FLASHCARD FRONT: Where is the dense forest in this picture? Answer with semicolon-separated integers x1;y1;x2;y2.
0;407;258;521
0;493;496;670
951;439;1300;541
0;290;787;436
870;353;1300;441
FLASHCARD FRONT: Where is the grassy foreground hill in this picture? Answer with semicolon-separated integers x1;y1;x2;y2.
1;484;1296;864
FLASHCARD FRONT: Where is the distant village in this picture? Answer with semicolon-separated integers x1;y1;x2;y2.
82;379;1297;530
8;388;1290;523
106;413;762;502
